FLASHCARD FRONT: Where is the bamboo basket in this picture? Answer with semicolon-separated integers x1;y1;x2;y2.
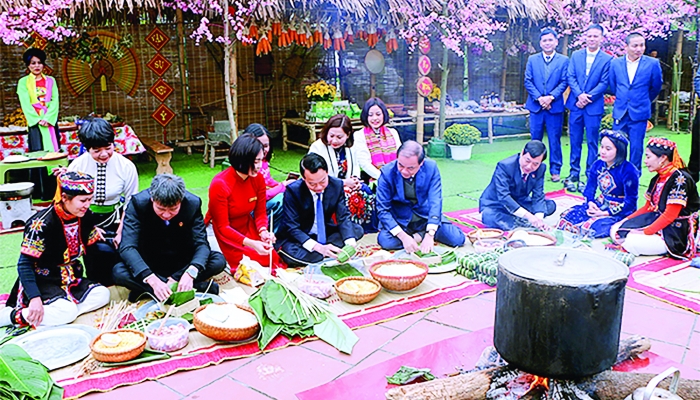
334;276;381;304
90;329;147;363
193;303;260;342
467;228;504;244
369;260;429;293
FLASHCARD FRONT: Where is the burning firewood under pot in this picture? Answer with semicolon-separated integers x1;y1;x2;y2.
385;336;700;400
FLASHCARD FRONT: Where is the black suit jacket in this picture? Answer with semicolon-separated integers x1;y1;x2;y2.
119;189;210;280
277;177;355;246
479;153;548;215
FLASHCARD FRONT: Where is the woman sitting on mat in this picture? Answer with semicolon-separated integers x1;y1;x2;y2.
556;130;639;238
611;137;700;258
244;123;295;233
309;114;377;232
63;117;139;286
207;134;285;272
353;97;402;181
0;171;110;327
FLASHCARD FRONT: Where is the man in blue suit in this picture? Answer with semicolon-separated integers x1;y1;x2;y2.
524;27;569;183
479;140;556;231
564;24;613;192
609;32;663;171
376;141;465;253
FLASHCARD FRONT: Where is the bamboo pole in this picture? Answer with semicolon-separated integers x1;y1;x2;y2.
668;30;684;131
176;9;192;140
231;42;238;140
437;41;450;139
416;95;425;144
499;31;509;101
690;12;700;133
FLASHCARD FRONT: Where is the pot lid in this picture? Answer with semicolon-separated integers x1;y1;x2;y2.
499;247;629;285
0;182;34;192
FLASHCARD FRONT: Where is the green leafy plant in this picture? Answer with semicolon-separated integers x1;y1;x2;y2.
386;366;436;385
600;114;613;131
444;123;481;146
0;344;64;399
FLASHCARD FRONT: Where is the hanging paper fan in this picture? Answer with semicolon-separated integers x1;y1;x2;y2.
62;30;141;97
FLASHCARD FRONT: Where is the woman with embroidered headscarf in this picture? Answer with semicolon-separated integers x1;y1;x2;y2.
556;130;639;238
611;137;700;258
353;97;402;181
17;48;61;200
0;171;110;328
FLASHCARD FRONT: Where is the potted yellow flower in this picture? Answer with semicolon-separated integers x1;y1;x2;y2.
444;123;481;160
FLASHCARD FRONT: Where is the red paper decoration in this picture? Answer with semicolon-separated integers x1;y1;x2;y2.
149;79;174;102
151;104;176;127
146;54;172;77
416;76;434;98
145;27;170;52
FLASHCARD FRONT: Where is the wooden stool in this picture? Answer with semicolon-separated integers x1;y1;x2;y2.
141;138;174;175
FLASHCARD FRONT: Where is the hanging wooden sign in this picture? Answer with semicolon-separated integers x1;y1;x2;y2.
145;27;170;52
419;36;431;55
416;76;434;98
23;32;48;50
149;79;174;102
146;54;172;77
418;55;431;76
151;104;176;127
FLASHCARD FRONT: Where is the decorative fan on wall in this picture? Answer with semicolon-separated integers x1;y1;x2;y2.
62;30;141;97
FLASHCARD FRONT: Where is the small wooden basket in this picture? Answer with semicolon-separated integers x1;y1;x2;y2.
90;329;147;363
334;276;382;304
369;260;429;293
193;303;260;342
467;228;504;244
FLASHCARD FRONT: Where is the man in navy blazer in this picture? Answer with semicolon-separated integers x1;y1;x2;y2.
276;153;364;266
565;24;613;192
524;27;569;183
609;33;663;171
479;140;556;230
376;141;465;253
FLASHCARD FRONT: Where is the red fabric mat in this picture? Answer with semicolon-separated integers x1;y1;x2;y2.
627;257;700;314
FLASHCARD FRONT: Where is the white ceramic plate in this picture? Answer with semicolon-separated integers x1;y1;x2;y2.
6;324;99;370
2;155;30;164
134;293;225;320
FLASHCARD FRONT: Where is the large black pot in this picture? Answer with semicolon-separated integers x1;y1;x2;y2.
494;247;629;379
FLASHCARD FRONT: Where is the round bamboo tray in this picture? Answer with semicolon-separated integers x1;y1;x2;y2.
369;260;429;293
193;303;260;342
334;276;381;304
90;329;147;363
467;228;504;244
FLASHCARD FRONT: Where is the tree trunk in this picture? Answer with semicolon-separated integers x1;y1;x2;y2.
668;30;684;131
223;0;237;142
437;42;450;139
385;336;700;400
416;95;425;144
499;32;509;101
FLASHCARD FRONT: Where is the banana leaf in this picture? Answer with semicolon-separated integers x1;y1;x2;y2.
386;366;435;385
313;314;358;354
0;344;63;400
321;264;363;281
249;292;283;350
165;284;195;306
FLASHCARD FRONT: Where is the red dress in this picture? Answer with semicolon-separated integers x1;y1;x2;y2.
208;168;284;272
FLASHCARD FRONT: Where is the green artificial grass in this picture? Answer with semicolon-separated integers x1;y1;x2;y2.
0;128;693;294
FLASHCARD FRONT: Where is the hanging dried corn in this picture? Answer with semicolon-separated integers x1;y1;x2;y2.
279;28;290;47
249;24;259;40
256;30;272;56
314;26;323;44
272;21;281;36
345;25;354;44
323;31;332;50
385;30;398;54
367;24;378;48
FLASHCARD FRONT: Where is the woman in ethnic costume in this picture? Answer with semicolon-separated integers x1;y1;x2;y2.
353;97;402;180
207;135;285;273
66;117;139;285
611;137;700;258
309;114;378;232
243;124;295;233
16;48;61;200
0;172;110;327
556;130;639;238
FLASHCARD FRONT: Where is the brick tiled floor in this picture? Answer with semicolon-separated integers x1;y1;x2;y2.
83;288;700;399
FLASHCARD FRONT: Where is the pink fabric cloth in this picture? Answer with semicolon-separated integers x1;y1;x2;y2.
261;161;285;200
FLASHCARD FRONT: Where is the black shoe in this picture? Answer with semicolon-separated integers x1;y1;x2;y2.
578;181;586;192
194;280;220;295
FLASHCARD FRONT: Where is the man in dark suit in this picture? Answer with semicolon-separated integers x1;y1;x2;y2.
376;141;465;253
276;153;364;266
609;32;663;171
479;140;556;231
114;174;226;302
524;27;569;183
564;24;613;192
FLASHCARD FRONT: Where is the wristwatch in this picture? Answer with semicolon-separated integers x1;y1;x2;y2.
185;265;199;279
427;229;436;237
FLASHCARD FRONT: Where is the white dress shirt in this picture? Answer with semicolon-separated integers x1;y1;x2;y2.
585;48;599;76
68;152;139;206
626;56;641;85
512;166;544;220
302;191;357;252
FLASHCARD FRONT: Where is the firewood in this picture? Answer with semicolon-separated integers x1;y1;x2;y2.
385;335;698;400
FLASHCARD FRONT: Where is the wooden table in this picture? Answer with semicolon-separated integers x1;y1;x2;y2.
281;110;530;150
0;156;68;184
